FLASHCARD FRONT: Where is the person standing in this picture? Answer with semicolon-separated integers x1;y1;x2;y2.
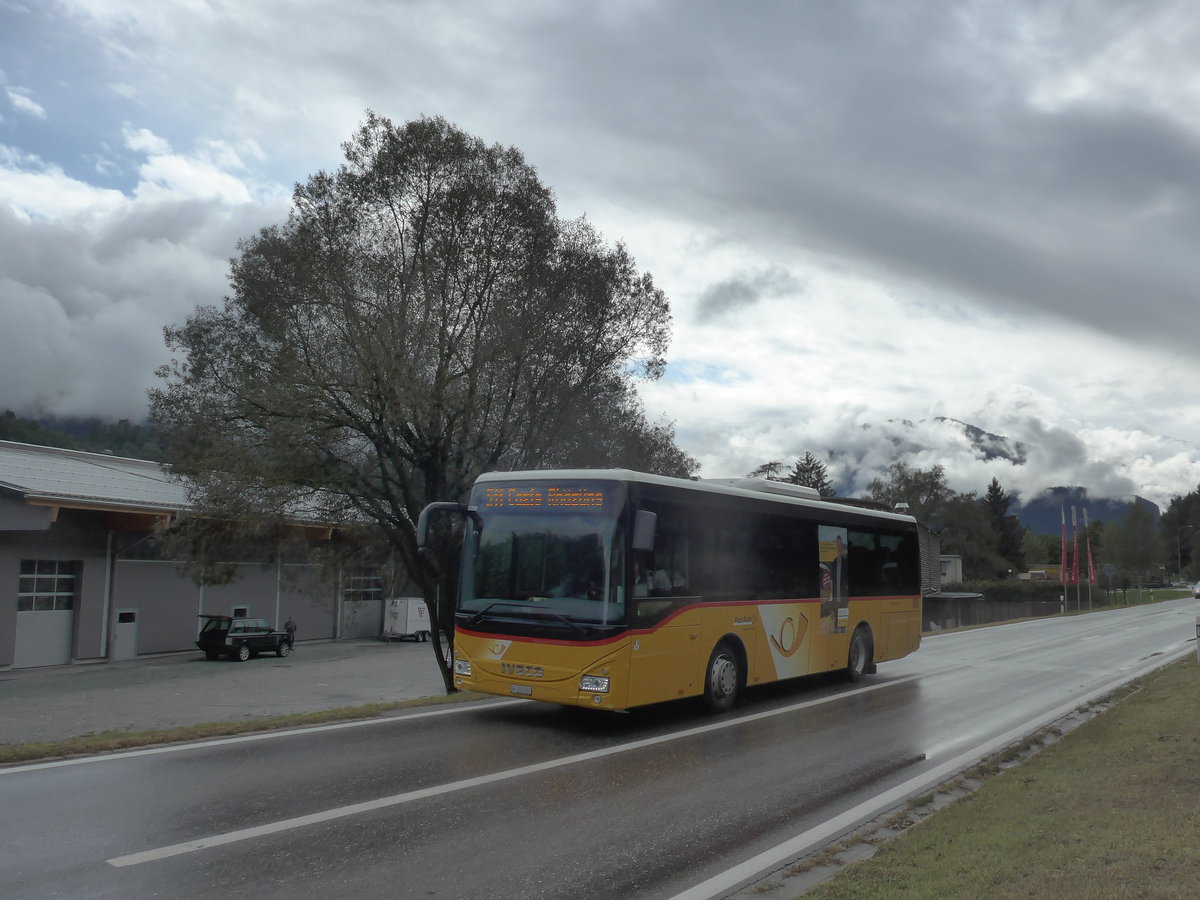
284;617;297;649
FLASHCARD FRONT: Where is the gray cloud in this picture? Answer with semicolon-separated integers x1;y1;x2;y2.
694;266;805;323
501;3;1200;348
0;197;283;420
2;0;1200;503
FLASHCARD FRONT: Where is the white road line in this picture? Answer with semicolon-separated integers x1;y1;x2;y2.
669;640;1195;900
106;675;920;868
2;700;523;775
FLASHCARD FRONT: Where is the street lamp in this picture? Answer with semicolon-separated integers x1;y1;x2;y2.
1177;525;1196;583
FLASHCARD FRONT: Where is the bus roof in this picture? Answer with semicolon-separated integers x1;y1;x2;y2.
472;469;917;525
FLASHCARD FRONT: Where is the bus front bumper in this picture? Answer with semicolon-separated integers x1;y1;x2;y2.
454;659;622;710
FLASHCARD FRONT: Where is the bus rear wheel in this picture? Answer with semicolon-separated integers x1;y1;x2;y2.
704;642;742;713
845;626;872;682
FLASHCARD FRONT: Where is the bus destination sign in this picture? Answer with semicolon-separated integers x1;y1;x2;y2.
483;484;607;510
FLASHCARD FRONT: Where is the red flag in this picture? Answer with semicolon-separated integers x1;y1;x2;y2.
1070;507;1080;585
1084;509;1097;585
1060;506;1068;585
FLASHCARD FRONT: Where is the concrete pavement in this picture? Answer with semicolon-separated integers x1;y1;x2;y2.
0;639;449;746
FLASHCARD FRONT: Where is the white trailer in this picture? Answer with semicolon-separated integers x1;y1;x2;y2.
382;597;432;642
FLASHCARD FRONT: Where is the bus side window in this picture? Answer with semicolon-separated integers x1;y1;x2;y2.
633;504;690;597
881;532;920;594
849;530;880;596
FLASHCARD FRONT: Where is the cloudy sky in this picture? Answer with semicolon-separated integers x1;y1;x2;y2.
3;1;1200;508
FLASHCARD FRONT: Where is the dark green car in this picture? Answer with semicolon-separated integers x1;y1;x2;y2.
196;615;291;661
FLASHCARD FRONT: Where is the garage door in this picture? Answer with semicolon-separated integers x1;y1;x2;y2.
13;560;78;668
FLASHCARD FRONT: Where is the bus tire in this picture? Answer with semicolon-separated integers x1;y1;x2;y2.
845;626;872;682
703;641;742;713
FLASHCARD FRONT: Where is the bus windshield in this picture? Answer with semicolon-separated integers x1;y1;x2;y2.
459;480;626;635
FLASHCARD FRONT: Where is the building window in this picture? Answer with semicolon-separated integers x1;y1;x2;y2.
343;566;383;603
18;560;79;611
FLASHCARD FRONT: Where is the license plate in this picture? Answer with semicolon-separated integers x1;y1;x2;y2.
509;684;533;696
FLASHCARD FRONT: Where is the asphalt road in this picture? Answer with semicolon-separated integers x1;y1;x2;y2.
1;599;1196;899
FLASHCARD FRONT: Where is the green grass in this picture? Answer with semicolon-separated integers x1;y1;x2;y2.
0;692;488;766
800;658;1200;900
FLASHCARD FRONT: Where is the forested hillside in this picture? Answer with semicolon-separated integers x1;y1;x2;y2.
0;410;162;461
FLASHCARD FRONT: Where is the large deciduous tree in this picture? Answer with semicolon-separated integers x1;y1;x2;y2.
939;493;1010;581
150;112;694;689
865;462;952;525
865;466;1015;580
1103;501;1164;587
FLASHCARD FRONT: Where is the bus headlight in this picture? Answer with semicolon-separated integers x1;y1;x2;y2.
453;659;472;676
579;674;610;693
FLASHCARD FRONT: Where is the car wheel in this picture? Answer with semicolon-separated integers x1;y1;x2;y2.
703;641;742;713
205;650;220;661
277;641;291;658
235;643;251;662
845;626;872;682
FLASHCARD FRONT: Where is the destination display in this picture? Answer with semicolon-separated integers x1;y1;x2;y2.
481;484;609;511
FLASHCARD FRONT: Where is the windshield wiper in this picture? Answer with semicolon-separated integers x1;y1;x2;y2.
463;602;588;638
534;609;588;639
463;601;519;629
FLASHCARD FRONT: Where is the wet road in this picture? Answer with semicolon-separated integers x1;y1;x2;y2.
2;598;1195;899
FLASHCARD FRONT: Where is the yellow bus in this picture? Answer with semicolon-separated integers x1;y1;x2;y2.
419;469;924;712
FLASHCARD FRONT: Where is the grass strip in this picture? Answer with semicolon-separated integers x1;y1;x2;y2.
0;691;489;766
802;658;1200;900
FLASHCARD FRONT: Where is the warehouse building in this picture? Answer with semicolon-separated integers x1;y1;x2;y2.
0;440;388;669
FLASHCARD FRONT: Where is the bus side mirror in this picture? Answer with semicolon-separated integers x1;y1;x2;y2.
632;510;657;552
416;502;482;559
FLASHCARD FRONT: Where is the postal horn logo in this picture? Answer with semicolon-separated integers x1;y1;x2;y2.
769;614;807;657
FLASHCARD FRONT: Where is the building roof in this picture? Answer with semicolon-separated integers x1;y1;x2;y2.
0;440;187;515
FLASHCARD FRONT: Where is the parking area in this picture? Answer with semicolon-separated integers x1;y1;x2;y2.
0;639;448;745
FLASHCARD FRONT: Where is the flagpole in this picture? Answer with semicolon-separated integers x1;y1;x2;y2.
1084;509;1094;610
1060;506;1069;610
1071;506;1081;611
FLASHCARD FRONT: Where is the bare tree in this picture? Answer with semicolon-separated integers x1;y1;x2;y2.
150;113;691;690
746;460;787;480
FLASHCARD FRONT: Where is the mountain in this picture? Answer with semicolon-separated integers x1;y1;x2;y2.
821;417;1162;533
1013;487;1160;534
935;417;1028;465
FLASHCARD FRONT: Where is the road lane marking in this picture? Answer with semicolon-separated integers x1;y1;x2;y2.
669;639;1196;900
106;675;921;867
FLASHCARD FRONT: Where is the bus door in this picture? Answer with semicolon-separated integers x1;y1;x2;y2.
818;525;849;636
627;506;702;706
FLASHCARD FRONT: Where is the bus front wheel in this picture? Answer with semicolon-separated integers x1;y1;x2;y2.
845;626;872;682
704;642;742;713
